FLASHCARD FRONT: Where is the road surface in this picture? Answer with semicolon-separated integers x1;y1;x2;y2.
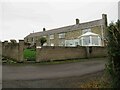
2;58;107;88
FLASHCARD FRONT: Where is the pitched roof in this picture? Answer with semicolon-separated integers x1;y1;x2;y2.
79;32;99;37
25;19;104;38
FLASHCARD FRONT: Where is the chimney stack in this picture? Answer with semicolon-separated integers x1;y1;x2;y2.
43;28;46;31
102;14;107;27
76;18;79;25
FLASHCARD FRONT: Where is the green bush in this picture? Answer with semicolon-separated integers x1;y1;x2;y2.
106;20;120;88
24;49;36;61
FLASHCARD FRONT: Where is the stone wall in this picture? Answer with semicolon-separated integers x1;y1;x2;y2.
2;40;24;62
89;46;107;58
1;39;107;62
0;41;2;61
36;46;107;62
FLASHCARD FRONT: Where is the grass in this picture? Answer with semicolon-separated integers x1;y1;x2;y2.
24;49;36;61
2;57;107;65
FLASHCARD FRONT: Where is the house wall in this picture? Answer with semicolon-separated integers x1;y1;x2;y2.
47;26;103;46
25;25;104;47
36;46;107;62
66;30;81;39
24;14;107;46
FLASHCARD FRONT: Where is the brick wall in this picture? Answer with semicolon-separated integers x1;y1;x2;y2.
36;46;107;62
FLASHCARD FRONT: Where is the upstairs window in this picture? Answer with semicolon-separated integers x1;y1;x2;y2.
82;28;91;34
50;35;54;39
59;33;65;39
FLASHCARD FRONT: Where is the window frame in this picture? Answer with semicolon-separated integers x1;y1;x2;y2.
50;34;54;39
58;33;65;39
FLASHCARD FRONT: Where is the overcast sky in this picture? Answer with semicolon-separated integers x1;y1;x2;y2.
0;0;119;41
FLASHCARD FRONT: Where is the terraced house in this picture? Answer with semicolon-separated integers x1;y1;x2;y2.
24;14;107;47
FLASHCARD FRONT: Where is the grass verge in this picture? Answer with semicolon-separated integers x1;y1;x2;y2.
2;57;107;65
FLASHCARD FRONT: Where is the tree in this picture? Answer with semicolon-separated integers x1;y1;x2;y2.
107;20;120;88
39;37;47;46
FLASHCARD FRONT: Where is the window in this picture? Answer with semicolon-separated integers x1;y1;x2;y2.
50;35;54;39
43;43;47;46
65;40;74;46
82;28;91;34
92;36;99;45
82;36;90;46
75;42;79;46
59;33;65;39
50;43;54;46
65;39;79;47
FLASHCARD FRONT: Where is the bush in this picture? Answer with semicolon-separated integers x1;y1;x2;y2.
24;49;36;61
106;20;120;88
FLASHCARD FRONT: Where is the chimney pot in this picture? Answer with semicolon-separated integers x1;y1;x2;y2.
76;18;79;24
43;28;46;31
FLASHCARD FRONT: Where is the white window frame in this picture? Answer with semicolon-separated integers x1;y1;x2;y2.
80;36;102;46
58;33;65;39
43;43;47;46
50;35;54;39
65;39;79;47
50;43;54;46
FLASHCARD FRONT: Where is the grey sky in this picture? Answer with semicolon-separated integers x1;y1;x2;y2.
0;0;119;41
118;1;120;20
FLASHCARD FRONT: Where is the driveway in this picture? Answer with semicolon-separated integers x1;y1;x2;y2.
2;58;107;81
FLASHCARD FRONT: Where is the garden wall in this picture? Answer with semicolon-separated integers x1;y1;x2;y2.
0;42;2;61
89;46;107;58
36;46;107;62
2;40;24;62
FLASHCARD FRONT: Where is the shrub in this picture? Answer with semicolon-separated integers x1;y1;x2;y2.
24;49;36;61
106;20;120;88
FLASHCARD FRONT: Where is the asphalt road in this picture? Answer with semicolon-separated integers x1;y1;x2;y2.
2;58;106;80
2;58;107;88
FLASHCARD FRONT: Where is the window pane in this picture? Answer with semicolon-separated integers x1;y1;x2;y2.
92;36;98;45
59;33;65;38
83;36;90;45
50;35;54;39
